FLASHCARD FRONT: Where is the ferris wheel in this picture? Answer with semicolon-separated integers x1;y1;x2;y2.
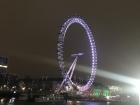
57;17;97;92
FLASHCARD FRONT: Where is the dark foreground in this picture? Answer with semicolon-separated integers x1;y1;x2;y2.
1;101;138;105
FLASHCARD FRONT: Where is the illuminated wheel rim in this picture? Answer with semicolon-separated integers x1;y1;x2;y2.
57;17;97;91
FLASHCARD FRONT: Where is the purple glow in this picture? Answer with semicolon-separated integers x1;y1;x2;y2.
57;17;97;91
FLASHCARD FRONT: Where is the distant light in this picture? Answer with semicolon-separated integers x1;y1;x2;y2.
65;86;69;91
106;96;110;100
12;86;16;89
3;85;6;88
132;80;140;105
76;101;80;103
0;65;8;68
0;98;5;104
21;87;26;91
127;95;130;98
109;86;119;91
133;80;140;89
107;102;110;105
9;97;15;104
67;100;72;104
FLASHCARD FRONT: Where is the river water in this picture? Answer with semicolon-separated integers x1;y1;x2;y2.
3;101;138;105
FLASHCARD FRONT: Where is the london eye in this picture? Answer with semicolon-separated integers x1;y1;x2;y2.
57;17;97;92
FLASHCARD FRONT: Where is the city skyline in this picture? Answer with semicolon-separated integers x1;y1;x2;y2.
0;0;140;82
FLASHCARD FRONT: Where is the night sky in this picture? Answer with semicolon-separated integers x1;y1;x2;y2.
1;1;140;81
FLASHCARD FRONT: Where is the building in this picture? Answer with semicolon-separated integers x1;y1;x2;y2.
0;56;8;85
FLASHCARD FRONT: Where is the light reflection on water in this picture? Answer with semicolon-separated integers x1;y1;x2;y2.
0;101;137;105
66;101;110;105
106;102;110;105
66;101;136;105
